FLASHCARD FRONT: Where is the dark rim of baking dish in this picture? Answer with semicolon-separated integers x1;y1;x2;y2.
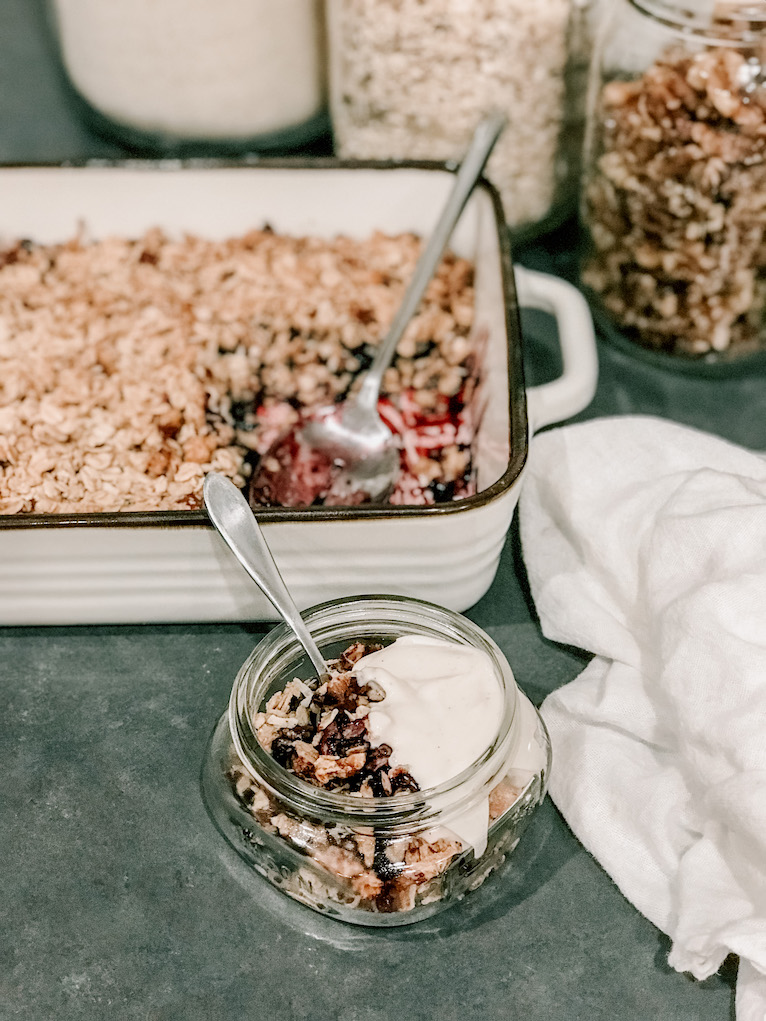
0;157;528;529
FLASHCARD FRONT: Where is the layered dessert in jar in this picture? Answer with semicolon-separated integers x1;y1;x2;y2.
201;596;551;925
0;227;481;515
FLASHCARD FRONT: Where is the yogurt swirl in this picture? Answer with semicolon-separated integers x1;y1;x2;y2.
356;634;504;854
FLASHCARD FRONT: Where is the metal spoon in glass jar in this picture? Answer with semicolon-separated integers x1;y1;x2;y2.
250;110;507;506
203;472;328;679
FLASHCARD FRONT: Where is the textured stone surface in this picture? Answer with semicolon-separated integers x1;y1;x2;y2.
1;556;737;1021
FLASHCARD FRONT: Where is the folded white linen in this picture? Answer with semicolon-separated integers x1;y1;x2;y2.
518;415;766;1021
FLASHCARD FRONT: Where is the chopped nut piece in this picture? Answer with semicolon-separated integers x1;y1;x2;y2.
404;836;463;882
313;750;369;786
351;869;385;900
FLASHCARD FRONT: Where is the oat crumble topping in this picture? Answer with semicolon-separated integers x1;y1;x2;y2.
253;640;421;796
0;228;478;513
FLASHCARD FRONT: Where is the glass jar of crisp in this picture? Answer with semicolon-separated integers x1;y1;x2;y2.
581;0;766;362
201;595;551;926
325;0;593;238
46;0;328;155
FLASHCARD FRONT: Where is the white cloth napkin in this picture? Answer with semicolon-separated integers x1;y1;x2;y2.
518;415;766;1021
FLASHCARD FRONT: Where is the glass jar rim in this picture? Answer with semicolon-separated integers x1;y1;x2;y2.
227;594;519;829
628;0;766;43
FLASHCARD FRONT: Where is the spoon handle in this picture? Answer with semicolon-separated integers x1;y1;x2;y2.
355;109;507;412
203;473;328;679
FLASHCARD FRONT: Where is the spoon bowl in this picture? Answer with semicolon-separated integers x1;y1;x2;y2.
300;395;400;501
250;110;507;506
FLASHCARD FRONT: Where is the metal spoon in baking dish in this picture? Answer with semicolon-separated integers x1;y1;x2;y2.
251;109;507;506
203;472;329;679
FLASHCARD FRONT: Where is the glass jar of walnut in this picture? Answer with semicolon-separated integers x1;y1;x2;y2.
581;0;766;362
201;595;551;926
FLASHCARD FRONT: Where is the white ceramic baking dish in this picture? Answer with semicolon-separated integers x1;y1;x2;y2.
0;162;597;624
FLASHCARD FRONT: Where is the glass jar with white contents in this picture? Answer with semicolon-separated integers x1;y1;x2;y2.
325;0;593;237
201;595;551;926
46;0;327;155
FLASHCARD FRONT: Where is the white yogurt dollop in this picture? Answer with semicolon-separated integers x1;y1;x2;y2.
355;634;504;855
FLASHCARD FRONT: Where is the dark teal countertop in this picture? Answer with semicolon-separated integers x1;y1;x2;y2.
2;3;762;1018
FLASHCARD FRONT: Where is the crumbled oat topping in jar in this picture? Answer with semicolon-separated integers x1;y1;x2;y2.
582;37;766;358
252;641;422;796
0;228;477;513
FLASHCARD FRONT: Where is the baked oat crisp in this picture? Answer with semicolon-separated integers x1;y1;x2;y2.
0;228;478;514
583;37;766;357
327;0;573;228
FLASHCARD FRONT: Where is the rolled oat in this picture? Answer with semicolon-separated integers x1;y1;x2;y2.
0;227;477;513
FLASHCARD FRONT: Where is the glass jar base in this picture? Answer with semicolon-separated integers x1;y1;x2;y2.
67;85;332;157
586;289;766;379
201;713;548;928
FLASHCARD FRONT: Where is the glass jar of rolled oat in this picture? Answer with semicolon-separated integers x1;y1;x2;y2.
46;0;328;155
201;595;551;927
325;0;594;238
581;0;766;362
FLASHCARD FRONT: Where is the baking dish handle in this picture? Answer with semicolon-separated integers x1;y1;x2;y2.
514;265;598;432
